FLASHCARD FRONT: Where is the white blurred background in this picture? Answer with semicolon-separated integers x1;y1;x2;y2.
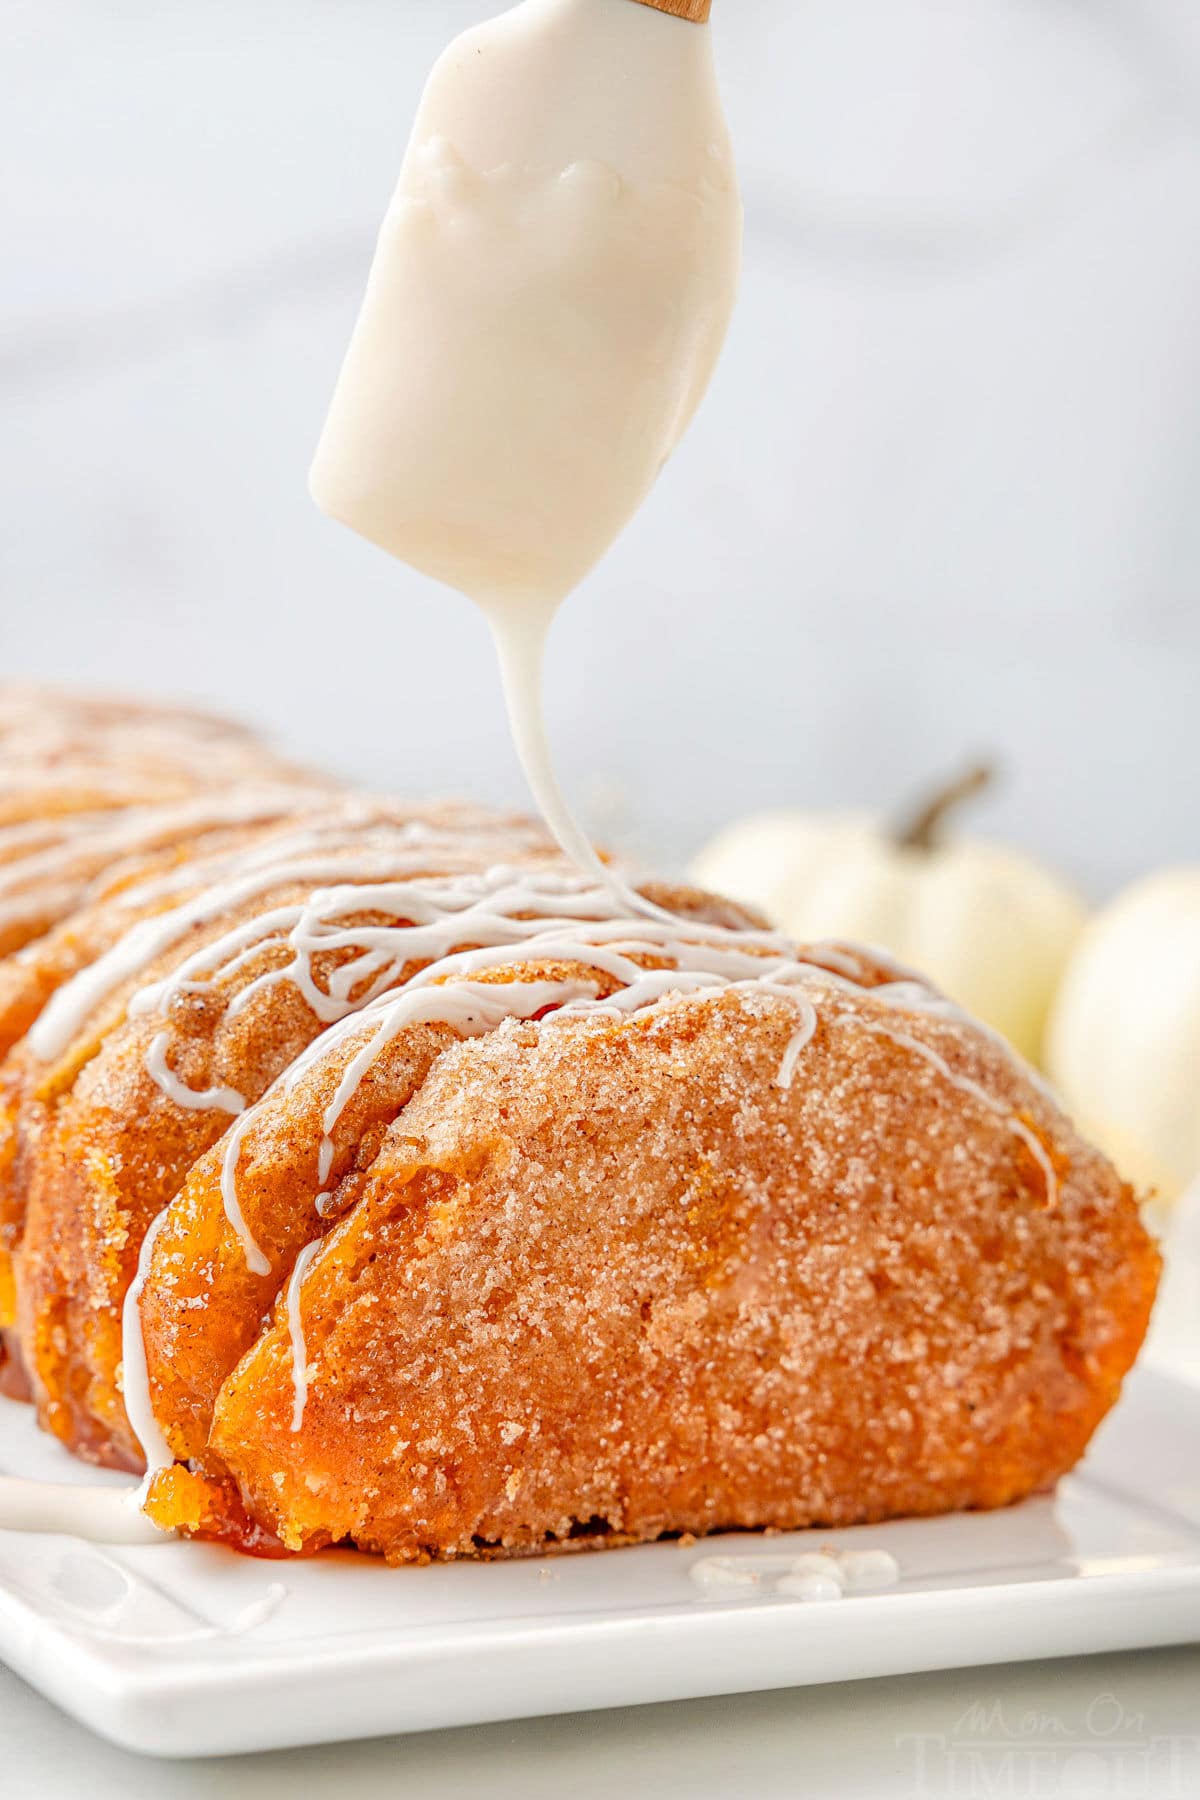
3;0;1198;892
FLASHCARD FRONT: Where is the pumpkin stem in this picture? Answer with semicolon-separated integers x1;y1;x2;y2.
894;762;995;853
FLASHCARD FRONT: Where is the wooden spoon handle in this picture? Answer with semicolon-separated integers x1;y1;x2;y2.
627;0;712;20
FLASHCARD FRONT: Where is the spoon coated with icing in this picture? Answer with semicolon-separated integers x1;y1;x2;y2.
310;0;741;898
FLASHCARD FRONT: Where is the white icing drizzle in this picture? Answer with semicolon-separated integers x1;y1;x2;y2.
0;786;318;927
203;904;919;1286
0;796;305;943
0;817;95;860
117;868;845;1454
851;944;1062;1107
120;1208;176;1479
123;850;1057;1281
28;810;552;1063
219;1115;273;1276
145;1033;246;1117
221;971;601;1273
768;992;818;1089
0;1476;164;1545
857;1018;1059;1209
286;1239;325;1433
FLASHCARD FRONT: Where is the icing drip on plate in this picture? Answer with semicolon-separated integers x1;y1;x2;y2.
0;1475;164;1546
690;1546;900;1602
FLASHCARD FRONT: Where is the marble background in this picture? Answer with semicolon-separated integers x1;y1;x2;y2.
4;0;1199;892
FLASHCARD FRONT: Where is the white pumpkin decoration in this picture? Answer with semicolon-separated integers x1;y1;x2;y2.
1047;871;1200;1203
692;767;1086;1064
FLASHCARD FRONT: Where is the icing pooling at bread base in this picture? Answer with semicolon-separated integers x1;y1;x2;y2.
0;1473;163;1546
309;0;741;911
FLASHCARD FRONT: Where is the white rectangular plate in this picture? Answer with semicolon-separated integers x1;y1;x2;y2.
1;1366;1198;1759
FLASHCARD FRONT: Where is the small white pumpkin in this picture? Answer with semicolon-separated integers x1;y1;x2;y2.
692;767;1086;1064
1047;871;1200;1203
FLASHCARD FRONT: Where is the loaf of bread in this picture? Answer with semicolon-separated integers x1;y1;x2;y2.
0;686;1159;1562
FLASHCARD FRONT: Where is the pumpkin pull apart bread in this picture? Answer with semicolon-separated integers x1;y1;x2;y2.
0;693;1159;1562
